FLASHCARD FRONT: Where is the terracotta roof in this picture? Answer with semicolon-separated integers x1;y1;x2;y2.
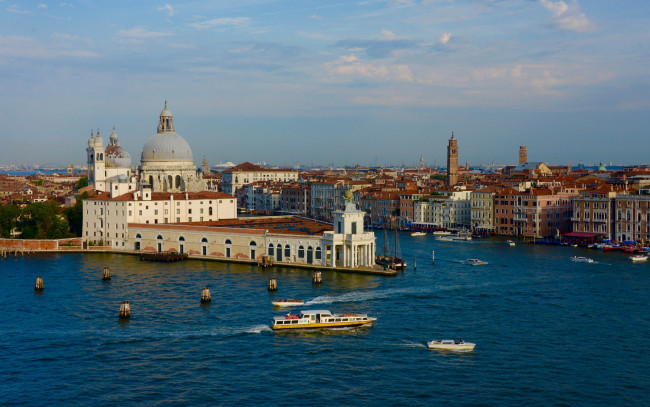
86;190;234;201
134;216;333;236
223;162;296;173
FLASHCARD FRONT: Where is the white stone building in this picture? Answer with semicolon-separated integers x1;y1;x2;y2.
82;185;236;248
221;162;298;196
86;128;136;195
413;189;472;229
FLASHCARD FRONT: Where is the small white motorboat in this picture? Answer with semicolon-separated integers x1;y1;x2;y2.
427;339;475;351
506;240;515;246
466;259;486;266
433;231;451;236
570;256;594;263
630;255;648;262
272;299;305;307
410;232;426;236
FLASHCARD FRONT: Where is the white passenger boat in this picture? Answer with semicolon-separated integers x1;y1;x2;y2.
570;256;594;263
630;255;648;262
427;339;476;351
506;240;515;246
410;232;426;236
271;299;305;307
451;235;472;241
272;310;377;330
466;259;486;266
433;231;451;236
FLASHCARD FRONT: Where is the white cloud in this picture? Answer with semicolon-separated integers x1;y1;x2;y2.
325;54;414;83
381;29;396;40
540;0;593;32
158;4;175;17
439;32;452;45
7;4;30;14
309;14;323;20
0;35;97;59
38;4;47;9
117;27;173;39
189;17;250;31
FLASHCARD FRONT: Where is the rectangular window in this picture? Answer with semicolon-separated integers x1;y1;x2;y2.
351;222;357;234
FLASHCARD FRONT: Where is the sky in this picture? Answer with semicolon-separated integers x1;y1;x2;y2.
0;0;649;169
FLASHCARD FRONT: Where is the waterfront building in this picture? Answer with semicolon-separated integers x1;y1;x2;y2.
571;185;619;241
413;189;472;229
614;190;650;243
495;187;579;237
82;185;236;248
221;162;298;196
470;186;499;233
139;103;206;193
447;132;458;187
310;179;347;220
398;191;423;225
128;197;376;269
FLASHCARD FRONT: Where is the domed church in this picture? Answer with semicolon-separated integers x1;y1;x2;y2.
87;127;135;195
86;103;205;195
138;102;206;192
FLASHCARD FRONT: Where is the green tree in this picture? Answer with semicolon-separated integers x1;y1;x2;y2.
65;192;88;237
76;177;88;190
19;201;71;239
0;204;21;238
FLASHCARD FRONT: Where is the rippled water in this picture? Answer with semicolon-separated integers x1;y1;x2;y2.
1;235;649;406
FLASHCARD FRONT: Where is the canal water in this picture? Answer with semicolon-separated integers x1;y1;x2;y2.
1;234;649;406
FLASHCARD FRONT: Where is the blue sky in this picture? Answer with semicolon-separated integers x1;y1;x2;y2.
0;0;648;168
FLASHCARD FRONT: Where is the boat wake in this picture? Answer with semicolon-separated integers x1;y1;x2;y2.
305;287;430;305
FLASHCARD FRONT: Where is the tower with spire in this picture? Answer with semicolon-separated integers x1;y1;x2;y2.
447;132;458;187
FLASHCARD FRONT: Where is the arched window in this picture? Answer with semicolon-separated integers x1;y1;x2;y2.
175;175;181;189
136;234;141;239
156;235;163;252
268;243;274;256
201;237;208;256
202;237;208;243
149;176;154;186
315;247;322;260
225;239;232;244
179;236;185;241
285;245;290;258
627;211;631;221
249;241;257;246
618;210;622;221
298;246;305;258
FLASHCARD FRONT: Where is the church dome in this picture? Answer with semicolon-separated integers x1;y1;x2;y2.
105;127;132;168
140;103;194;163
94;130;104;147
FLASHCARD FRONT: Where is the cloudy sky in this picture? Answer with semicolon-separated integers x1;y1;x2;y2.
0;0;648;168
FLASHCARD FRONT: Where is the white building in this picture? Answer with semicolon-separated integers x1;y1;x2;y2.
86;128;136;195
221;162;298;196
413;189;472;229
127;194;376;269
82;185;236;248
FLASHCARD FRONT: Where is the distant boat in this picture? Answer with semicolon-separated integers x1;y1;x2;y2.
506;240;515;246
570;256;594;263
433;231;451;236
427;339;475;351
272;299;305;307
410;232;426;236
630;255;648;262
466;259;486;266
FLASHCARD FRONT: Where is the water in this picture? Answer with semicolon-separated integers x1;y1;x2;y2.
1;235;649;406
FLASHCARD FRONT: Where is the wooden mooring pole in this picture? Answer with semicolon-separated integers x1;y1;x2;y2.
200;287;212;303
102;267;111;281
414;256;417;270
118;301;130;319
312;271;322;285
34;276;44;291
268;277;277;291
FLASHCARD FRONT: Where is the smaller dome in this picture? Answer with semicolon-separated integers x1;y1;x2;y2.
88;131;95;146
105;128;132;168
94;130;104;147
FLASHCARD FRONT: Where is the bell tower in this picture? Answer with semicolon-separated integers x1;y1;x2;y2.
519;145;527;164
447;132;458;187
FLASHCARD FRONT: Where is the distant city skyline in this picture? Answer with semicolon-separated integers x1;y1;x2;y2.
1;1;648;167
